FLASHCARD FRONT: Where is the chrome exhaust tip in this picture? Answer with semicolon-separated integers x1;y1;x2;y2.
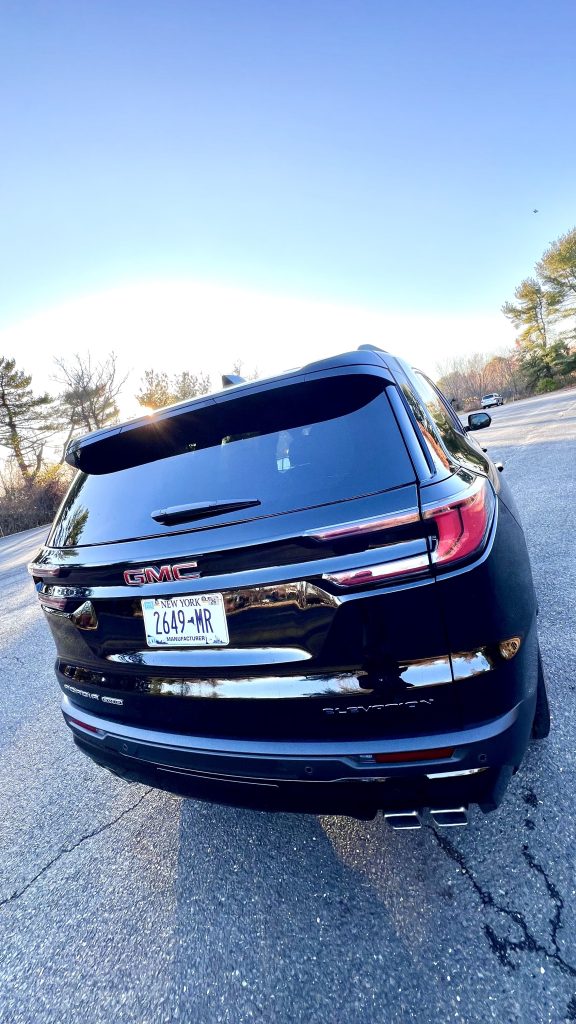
430;807;468;827
384;811;422;830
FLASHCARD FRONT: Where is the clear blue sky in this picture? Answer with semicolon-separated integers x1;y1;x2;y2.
1;0;575;329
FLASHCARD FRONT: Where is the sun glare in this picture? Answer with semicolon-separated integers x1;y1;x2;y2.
0;279;516;421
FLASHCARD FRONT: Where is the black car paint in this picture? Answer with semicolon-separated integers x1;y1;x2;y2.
31;349;544;819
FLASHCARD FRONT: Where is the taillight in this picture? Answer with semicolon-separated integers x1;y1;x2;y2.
28;562;61;578
304;510;420;542
423;477;495;567
323;553;429;588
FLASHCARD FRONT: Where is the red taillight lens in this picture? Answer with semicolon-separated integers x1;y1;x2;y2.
323;553;429;588
423;478;494;566
66;716;104;736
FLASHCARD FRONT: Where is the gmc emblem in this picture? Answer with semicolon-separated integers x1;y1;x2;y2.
123;562;199;585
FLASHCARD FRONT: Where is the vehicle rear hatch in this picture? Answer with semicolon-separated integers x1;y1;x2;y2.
33;364;458;740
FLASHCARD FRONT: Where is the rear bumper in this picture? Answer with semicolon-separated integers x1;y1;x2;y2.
62;689;535;816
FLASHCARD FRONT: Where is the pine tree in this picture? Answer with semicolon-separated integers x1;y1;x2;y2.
536;227;576;321
0;357;54;483
137;369;211;410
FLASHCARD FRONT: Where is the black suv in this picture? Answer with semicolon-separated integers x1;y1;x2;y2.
30;347;550;828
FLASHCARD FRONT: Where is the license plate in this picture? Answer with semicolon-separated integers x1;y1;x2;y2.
141;593;229;647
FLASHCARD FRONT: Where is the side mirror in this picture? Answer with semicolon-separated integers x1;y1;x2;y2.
465;412;491;432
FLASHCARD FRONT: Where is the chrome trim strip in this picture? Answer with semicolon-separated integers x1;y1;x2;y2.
426;767;488;779
143;673;367;700
400;648;495;687
65;644;490;691
42;576;344;605
400;656;452;687
452;650;494;679
107;646;312;668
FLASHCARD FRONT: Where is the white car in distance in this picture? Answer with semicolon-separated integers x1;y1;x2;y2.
481;393;504;408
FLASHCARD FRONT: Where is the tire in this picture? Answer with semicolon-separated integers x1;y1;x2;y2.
531;650;551;739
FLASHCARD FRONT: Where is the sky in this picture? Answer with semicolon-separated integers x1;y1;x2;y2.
0;0;575;412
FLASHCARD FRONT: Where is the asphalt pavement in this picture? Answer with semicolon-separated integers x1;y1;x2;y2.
1;390;576;1024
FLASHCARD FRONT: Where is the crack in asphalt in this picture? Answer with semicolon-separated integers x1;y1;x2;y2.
0;788;152;912
522;845;564;956
566;994;576;1021
430;828;576;978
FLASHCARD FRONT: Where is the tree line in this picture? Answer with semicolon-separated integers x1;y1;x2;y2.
503;227;576;391
1;224;575;535
438;226;576;408
436;351;524;411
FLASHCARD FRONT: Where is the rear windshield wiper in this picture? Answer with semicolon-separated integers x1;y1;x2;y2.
151;499;261;526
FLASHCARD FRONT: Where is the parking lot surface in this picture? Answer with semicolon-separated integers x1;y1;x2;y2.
1;389;576;1024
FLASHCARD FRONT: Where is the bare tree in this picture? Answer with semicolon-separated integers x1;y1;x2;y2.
483;351;524;399
54;353;127;457
231;358;259;381
436;351;523;408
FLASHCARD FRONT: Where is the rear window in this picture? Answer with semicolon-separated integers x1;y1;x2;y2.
49;374;415;547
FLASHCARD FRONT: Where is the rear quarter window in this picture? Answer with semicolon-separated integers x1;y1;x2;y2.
411;372;487;474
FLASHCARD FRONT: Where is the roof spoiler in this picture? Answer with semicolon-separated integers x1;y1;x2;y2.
65;353;393;475
65;396;218;475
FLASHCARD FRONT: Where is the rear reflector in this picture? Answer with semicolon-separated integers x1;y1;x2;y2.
65;716;104;736
423;477;494;566
373;747;455;764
